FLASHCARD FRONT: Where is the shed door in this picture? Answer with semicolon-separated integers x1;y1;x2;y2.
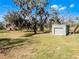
54;27;64;35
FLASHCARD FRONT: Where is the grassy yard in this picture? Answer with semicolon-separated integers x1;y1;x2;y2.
0;30;79;59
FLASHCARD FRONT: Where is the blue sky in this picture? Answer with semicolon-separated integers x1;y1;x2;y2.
47;0;79;15
0;0;79;21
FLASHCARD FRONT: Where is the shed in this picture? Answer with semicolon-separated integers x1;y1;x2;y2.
52;24;69;35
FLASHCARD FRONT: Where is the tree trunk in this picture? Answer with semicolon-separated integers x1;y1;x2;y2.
73;25;79;33
40;23;44;32
55;18;61;24
33;21;37;34
40;16;44;32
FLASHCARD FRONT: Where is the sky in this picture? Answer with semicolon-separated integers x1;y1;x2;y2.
0;0;79;22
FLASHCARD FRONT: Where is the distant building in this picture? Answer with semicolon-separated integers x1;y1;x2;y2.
3;21;16;31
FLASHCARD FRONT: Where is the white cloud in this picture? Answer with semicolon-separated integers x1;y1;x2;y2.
70;4;74;8
51;4;67;11
59;6;66;11
51;5;59;10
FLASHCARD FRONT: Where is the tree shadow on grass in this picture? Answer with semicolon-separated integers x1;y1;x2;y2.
23;31;51;37
0;38;34;55
0;30;10;33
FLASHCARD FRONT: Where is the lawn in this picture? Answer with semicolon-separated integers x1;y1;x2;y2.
0;30;79;59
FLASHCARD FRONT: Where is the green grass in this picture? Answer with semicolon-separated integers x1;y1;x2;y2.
0;30;9;33
27;34;79;59
0;30;79;59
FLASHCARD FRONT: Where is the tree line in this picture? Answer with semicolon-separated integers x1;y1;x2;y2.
1;0;79;34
